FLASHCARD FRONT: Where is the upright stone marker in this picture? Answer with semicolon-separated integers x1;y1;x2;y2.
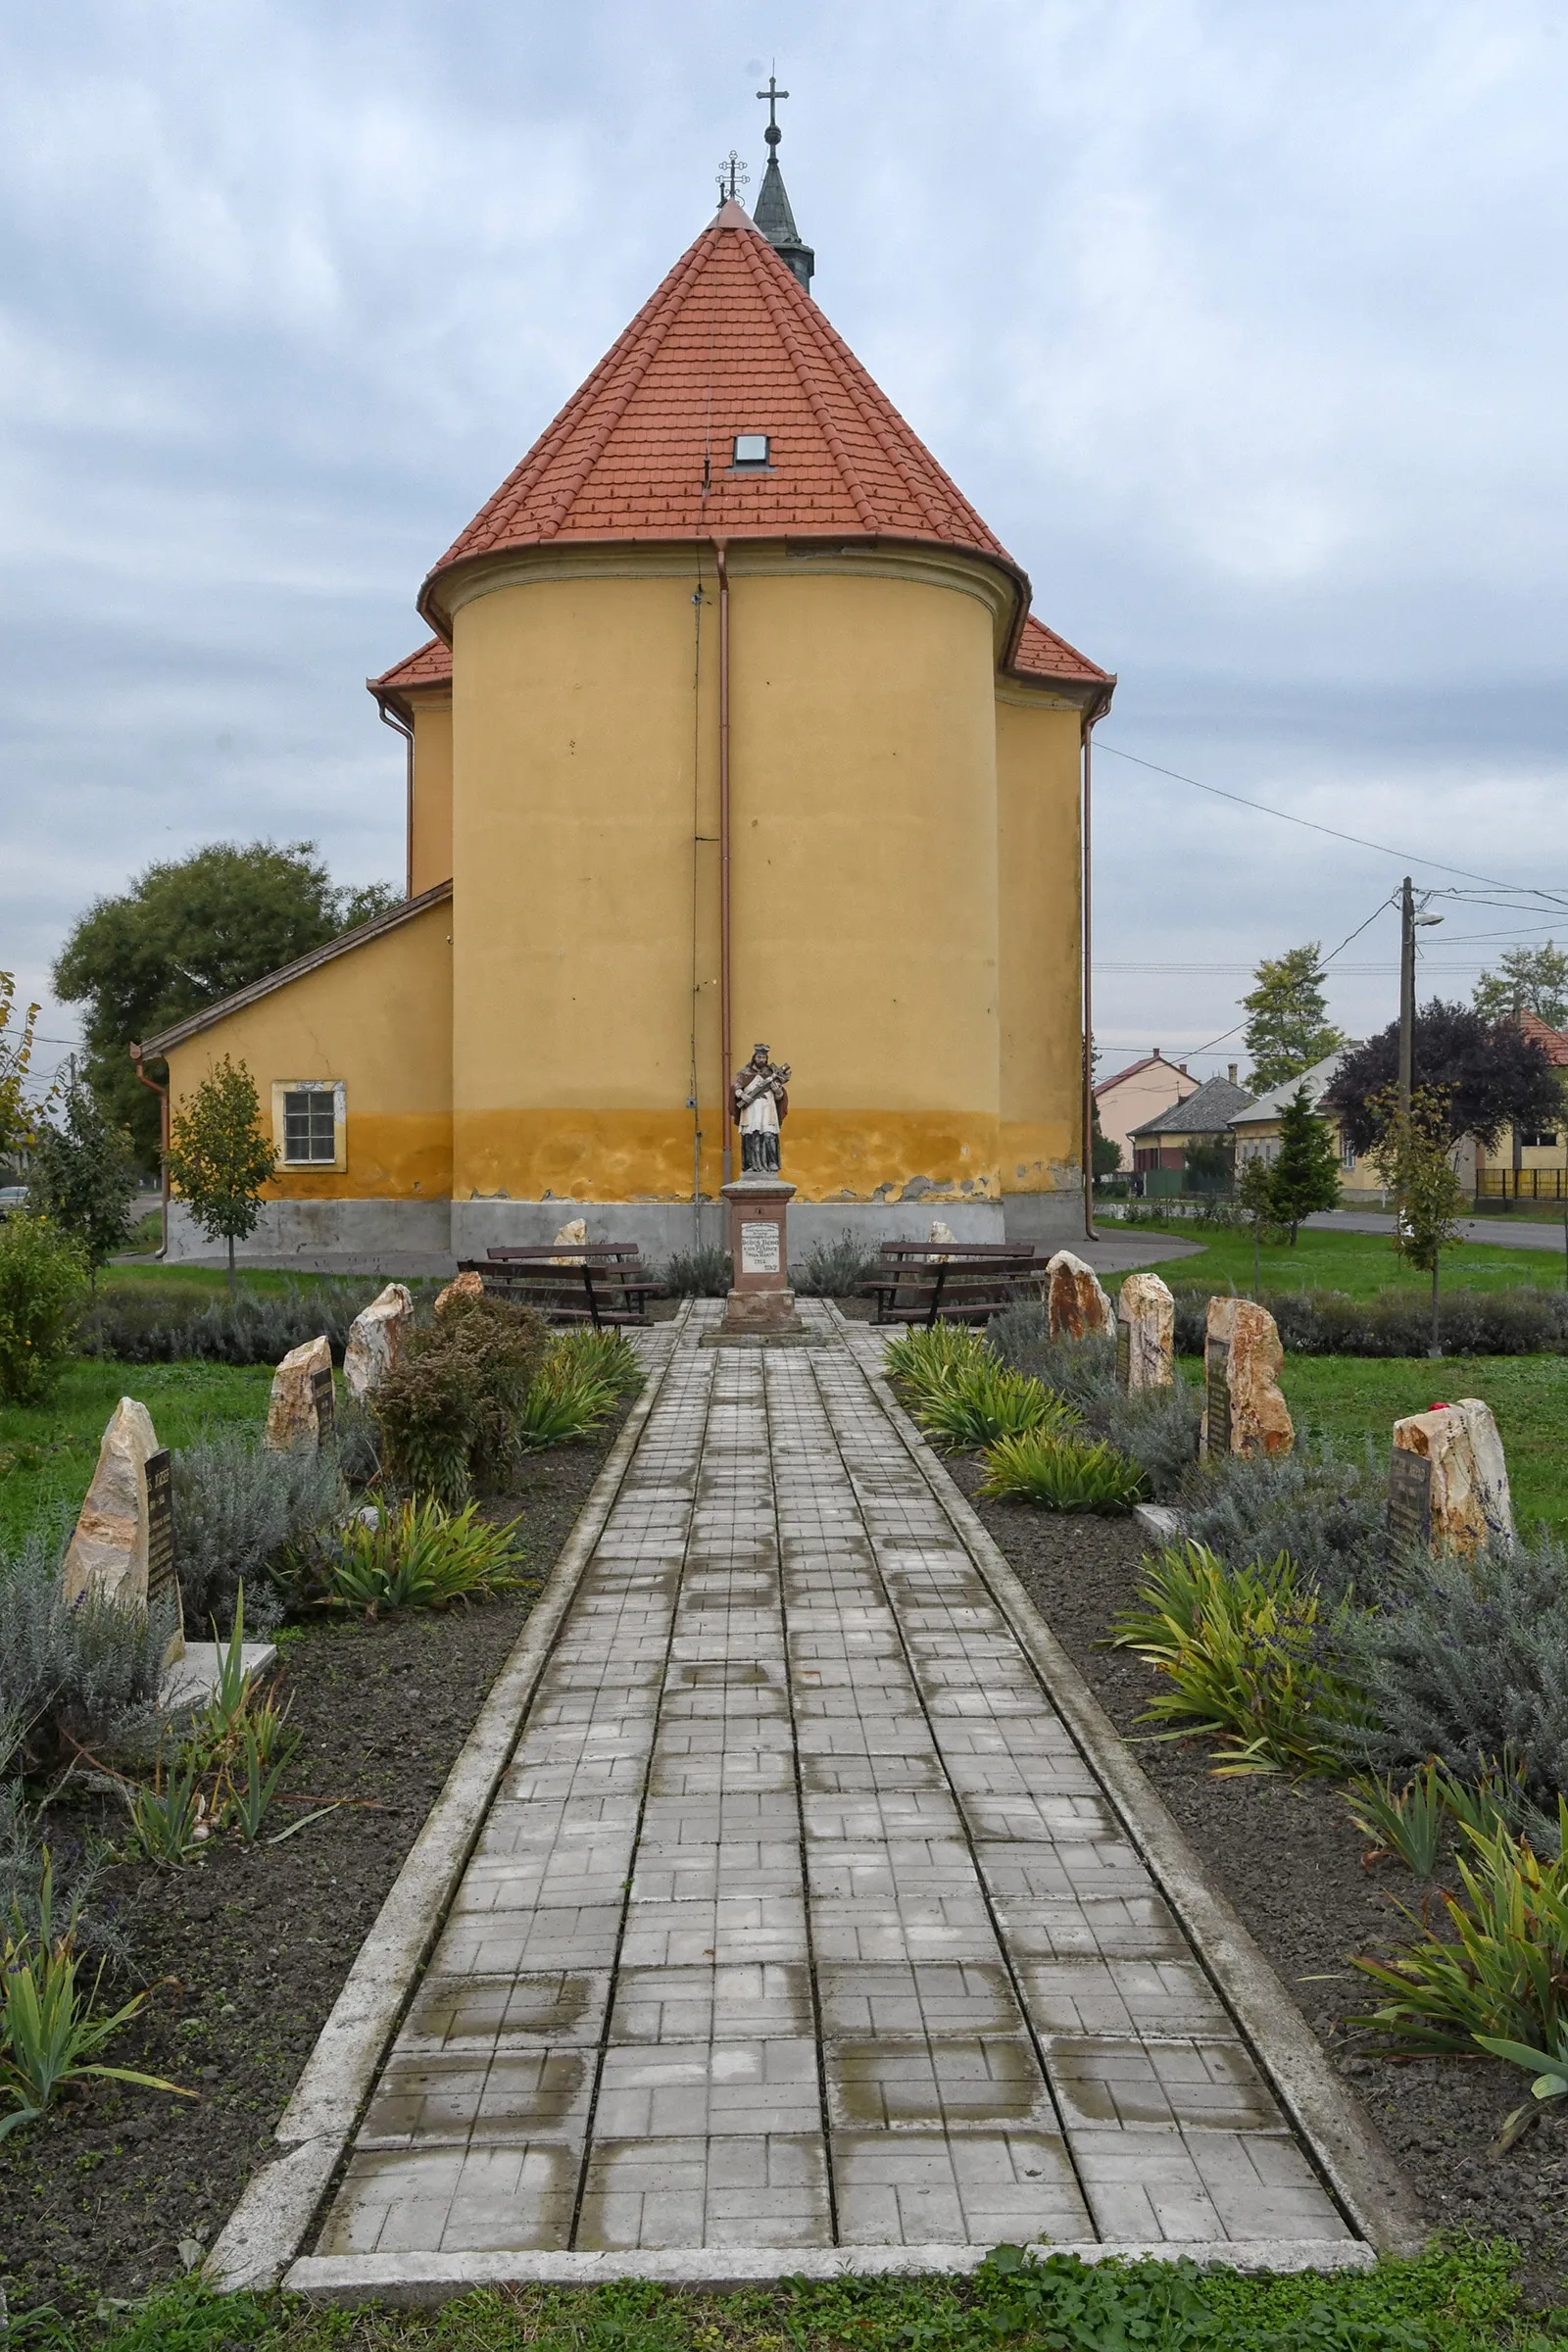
1392;1399;1513;1556
343;1283;415;1403
551;1216;589;1263
1201;1297;1294;1459
62;1401;184;1662
1116;1272;1174;1391
265;1334;335;1452
1046;1250;1113;1340
1386;1446;1433;1551
434;1268;484;1313
63;1396;160;1607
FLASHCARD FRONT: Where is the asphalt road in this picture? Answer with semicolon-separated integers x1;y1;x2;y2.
1305;1207;1567;1252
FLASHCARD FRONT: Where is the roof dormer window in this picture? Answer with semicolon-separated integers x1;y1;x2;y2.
732;432;771;468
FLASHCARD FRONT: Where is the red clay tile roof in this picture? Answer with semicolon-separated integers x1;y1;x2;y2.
1518;1008;1568;1065
372;638;452;692
1012;612;1111;688
421;203;1014;591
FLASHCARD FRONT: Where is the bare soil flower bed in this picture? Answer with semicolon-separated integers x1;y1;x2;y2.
956;1471;1568;2303
0;1417;627;2316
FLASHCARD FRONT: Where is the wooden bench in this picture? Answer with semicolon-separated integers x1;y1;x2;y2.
858;1241;1043;1327
459;1245;658;1329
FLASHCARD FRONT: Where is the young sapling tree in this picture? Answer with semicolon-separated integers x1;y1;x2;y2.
163;1055;276;1294
1235;1154;1278;1298
25;1066;139;1286
1366;1084;1468;1356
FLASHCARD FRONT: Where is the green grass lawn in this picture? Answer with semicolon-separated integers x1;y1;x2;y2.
99;1259;382;1296
1118;1218;1566;1300
0;1357;274;1548
1175;1349;1568;1539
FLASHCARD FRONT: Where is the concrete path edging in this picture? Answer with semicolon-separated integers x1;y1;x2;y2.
204;1312;687;2293
285;2235;1375;2304
829;1309;1427;2262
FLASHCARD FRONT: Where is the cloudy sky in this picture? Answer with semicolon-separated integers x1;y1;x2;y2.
4;0;1567;1088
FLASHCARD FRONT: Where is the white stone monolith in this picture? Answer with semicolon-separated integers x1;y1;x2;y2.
264;1335;335;1452
1391;1398;1513;1556
1046;1250;1113;1340
551;1216;589;1264
1201;1296;1294;1459
1117;1272;1174;1390
62;1398;160;1611
343;1283;415;1403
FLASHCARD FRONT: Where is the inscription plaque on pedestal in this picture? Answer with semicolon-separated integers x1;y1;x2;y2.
311;1364;336;1442
740;1221;781;1275
1387;1446;1433;1550
145;1447;175;1608
1115;1317;1131;1393
1204;1337;1232;1457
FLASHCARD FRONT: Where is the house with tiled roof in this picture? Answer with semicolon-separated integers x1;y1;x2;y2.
1475;1010;1568;1204
1093;1053;1198;1166
146;138;1114;1264
1128;1073;1256;1198
1227;1049;1385;1198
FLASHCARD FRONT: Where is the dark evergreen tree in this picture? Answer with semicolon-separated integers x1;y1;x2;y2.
1268;1086;1343;1243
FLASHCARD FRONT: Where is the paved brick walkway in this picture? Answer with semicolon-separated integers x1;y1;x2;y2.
315;1304;1354;2261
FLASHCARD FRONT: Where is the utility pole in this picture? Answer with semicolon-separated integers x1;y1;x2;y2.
1397;875;1416;1121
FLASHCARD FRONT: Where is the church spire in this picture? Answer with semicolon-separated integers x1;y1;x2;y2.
752;74;814;296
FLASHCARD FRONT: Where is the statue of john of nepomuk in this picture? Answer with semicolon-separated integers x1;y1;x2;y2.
732;1043;790;1175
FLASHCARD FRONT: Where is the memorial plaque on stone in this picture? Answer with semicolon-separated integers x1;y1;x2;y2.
145;1447;176;1608
1388;1446;1433;1550
1205;1337;1232;1456
1116;1317;1131;1393
740;1221;781;1275
311;1364;336;1441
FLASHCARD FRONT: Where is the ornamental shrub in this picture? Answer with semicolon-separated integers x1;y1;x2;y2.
1178;1438;1391;1602
793;1230;879;1296
0;1518;172;1770
172;1425;345;1635
0;1212;89;1402
661;1246;730;1297
371;1291;548;1504
977;1430;1143;1511
1169;1283;1568;1357
80;1274;386;1365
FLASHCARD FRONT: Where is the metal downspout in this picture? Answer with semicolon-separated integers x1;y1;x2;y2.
714;541;733;1185
1082;714;1100;1242
129;1043;171;1259
377;703;416;899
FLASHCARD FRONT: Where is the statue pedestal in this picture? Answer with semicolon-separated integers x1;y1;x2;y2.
719;1177;805;1335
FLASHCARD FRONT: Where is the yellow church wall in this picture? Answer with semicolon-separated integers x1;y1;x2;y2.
446;550;1004;1202
162;899;453;1200
995;691;1084;1194
409;696;454;895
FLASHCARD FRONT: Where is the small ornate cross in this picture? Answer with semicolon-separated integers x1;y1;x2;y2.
756;73;789;148
715;150;749;202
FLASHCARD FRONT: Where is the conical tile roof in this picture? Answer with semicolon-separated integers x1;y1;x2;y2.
420;202;1018;609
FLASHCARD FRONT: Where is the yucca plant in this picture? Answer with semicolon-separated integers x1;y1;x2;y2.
0;1857;190;2138
1353;1801;1568;2066
319;1496;526;1614
914;1361;1078;1453
517;1351;616;1449
123;1750;214;1867
977;1430;1143;1512
882;1321;992;1411
548;1327;644;1400
1111;1543;1364;1777
1345;1761;1449;1880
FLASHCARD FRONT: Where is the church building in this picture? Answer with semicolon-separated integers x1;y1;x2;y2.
146;128;1114;1263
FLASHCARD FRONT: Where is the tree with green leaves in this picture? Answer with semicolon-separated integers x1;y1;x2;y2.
1242;944;1347;1092
53;842;396;1165
25;1066;140;1285
1268;1085;1344;1243
1473;942;1568;1029
1366;1084;1468;1356
0;972;45;1166
1235;1153;1280;1298
164;1056;276;1293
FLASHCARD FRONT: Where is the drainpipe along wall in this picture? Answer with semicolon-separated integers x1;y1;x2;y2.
713;540;733;1186
129;1043;170;1259
1081;711;1102;1244
377;701;416;899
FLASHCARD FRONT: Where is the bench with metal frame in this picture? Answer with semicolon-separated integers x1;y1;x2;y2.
459;1244;658;1329
858;1240;1043;1327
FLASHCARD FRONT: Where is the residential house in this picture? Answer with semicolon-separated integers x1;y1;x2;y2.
1228;1049;1385;1199
1094;1053;1198;1166
1475;1011;1568;1202
1128;1071;1255;1197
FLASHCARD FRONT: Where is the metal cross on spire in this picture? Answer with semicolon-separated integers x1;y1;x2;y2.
715;149;749;204
757;72;789;148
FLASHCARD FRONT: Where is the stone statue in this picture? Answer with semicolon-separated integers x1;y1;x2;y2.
732;1043;791;1175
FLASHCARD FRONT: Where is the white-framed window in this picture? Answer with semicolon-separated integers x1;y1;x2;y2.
1341;1138;1356;1169
271;1080;346;1171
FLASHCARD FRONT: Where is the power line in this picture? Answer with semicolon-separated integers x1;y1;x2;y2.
1098;741;1568;904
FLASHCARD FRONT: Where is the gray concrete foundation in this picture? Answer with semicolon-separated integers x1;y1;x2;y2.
164;1198;455;1272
